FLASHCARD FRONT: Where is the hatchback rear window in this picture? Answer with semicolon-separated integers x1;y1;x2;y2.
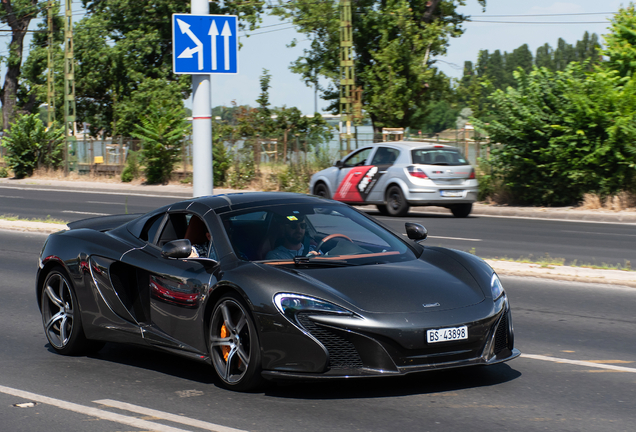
411;149;468;166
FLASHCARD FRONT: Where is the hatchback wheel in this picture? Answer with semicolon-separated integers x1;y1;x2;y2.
386;186;409;217
314;183;330;198
451;203;472;218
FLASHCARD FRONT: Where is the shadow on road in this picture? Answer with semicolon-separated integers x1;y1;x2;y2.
265;364;521;399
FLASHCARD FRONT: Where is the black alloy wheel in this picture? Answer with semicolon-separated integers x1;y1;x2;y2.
450;203;472;218
386;186;410;217
41;267;94;355
314;183;330;198
209;293;263;391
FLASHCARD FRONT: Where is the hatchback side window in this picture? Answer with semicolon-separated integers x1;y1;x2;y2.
371;147;400;165
343;148;372;167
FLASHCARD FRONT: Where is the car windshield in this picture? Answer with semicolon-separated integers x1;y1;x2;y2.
411;148;468;166
220;203;417;265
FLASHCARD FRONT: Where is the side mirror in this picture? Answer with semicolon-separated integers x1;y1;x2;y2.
162;239;192;259
334;159;344;168
405;223;427;241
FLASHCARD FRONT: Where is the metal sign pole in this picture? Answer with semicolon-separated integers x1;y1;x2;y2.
191;0;213;197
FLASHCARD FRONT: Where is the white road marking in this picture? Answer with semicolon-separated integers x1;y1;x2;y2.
0;185;187;199
560;230;636;237
430;235;482;242
0;195;23;199
61;210;110;216
522;354;636;373
0;385;192;432
95;399;247;432
401;233;482;242
86;201;125;205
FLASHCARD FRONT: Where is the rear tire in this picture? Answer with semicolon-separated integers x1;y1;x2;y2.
451;203;473;218
41;267;101;355
313;183;330;198
386;186;410;217
376;204;389;215
209;293;264;392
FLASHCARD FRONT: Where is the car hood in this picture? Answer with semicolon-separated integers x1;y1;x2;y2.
272;252;485;313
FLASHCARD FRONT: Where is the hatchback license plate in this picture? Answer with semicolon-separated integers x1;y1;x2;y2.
427;326;468;343
440;190;463;197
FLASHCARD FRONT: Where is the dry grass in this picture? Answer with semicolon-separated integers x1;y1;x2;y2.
579;191;636;211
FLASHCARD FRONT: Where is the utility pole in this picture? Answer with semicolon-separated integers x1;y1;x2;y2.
191;0;213;197
339;0;354;156
47;0;55;129
63;0;77;175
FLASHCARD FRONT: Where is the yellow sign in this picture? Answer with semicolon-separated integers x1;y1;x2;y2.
94;156;104;164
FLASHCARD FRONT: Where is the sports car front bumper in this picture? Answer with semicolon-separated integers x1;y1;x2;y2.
258;303;519;380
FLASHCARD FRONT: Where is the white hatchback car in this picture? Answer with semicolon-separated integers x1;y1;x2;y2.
309;142;478;217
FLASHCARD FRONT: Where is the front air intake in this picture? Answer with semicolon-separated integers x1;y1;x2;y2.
493;312;509;355
297;313;363;369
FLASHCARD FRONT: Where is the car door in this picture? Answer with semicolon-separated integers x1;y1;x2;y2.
365;146;401;202
121;203;219;354
333;147;374;203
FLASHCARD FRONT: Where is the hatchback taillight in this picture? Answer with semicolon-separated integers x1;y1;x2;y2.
469;169;475;179
407;166;428;179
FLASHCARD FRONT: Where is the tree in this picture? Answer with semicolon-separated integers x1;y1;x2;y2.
24;0;265;137
535;43;554;70
0;0;42;130
274;0;486;131
604;3;636;78
131;101;191;184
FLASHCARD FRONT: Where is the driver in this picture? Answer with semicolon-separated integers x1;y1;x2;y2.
265;216;319;260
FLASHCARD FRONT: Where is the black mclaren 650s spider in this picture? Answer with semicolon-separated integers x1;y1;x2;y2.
36;192;519;391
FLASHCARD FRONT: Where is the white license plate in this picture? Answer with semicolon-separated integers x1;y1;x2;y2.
427;326;468;343
440;190;463;197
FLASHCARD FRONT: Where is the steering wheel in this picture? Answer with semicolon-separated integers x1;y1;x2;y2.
316;233;353;252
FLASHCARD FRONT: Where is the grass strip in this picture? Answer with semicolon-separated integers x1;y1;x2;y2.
0;214;68;225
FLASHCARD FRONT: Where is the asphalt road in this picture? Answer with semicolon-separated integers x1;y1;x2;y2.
1;183;635;267
1;230;635;432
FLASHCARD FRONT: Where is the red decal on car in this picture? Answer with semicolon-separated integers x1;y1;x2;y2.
334;166;385;203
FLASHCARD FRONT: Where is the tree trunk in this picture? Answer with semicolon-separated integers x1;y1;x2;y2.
1;1;38;131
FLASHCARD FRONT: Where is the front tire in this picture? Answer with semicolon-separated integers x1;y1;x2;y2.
41;267;96;355
314;183;330;198
386;186;410;217
451;203;473;218
209;293;263;391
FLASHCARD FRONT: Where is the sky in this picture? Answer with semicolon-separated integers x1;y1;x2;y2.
0;0;630;116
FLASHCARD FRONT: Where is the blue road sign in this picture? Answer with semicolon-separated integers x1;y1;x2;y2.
172;14;238;74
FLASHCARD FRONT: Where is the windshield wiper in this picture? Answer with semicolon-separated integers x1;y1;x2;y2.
292;256;355;267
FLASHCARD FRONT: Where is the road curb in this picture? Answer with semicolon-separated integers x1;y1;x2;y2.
485;259;636;289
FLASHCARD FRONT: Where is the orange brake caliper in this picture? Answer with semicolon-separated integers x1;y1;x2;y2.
220;324;230;362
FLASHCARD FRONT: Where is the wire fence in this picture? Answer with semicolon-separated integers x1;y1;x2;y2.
0;128;491;176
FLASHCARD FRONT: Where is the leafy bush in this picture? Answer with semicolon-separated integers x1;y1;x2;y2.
227;148;256;189
132;102;190;184
213;141;231;186
276;163;313;193
0;167;9;178
1;114;64;179
120;150;140;182
474;64;636;206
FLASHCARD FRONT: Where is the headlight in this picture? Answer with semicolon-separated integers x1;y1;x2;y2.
491;273;505;301
273;293;353;320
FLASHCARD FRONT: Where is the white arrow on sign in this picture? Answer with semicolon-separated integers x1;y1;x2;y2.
209;21;218;70
177;18;203;70
221;21;232;70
